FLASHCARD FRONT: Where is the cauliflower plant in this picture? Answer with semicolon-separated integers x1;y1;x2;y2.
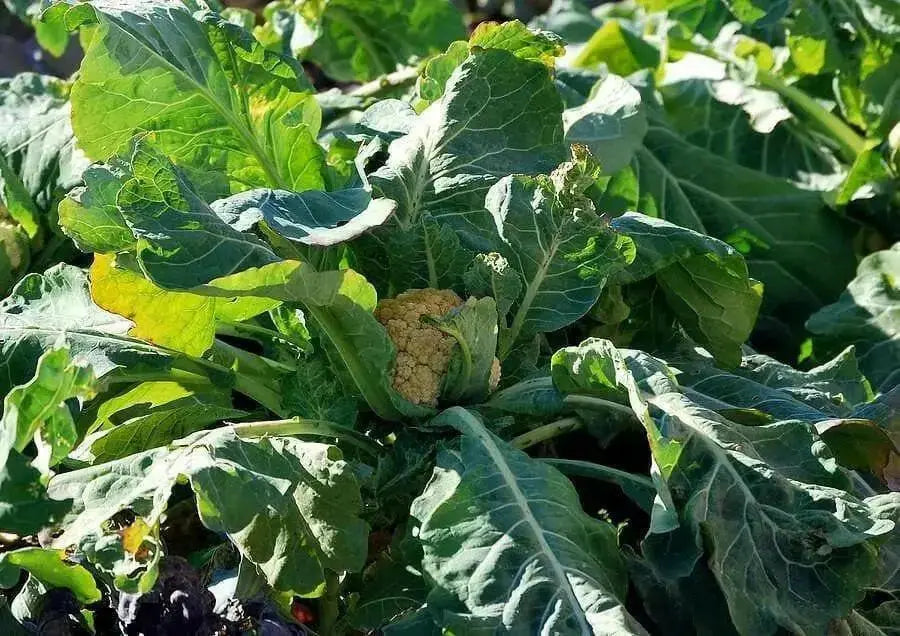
375;288;501;407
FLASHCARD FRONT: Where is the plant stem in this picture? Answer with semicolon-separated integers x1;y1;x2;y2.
541;458;655;490
213;339;297;375
563;395;637;420
216;320;309;353
510;417;583;450
348;66;419;99
318;571;341;635
668;38;866;162
756;69;865;161
232;417;381;457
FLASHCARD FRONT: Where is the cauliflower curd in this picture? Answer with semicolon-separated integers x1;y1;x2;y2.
375;288;462;406
375;288;503;407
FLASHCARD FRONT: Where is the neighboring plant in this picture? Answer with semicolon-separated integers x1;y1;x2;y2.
0;1;898;635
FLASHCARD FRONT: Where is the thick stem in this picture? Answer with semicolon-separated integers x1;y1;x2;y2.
216;320;309;353
756;69;865;161
232;417;381;457
510;417;583;450
348;66;419;99
318;571;341;635
563;395;637;420
542;458;655;490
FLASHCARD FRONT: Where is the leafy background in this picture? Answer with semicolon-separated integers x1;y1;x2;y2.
0;0;898;635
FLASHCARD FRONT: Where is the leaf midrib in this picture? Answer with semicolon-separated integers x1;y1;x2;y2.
100;10;290;190
456;408;593;633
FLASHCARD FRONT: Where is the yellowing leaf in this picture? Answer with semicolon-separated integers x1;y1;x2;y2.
91;254;217;357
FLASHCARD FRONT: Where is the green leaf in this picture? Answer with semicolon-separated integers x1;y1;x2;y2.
611;212;763;367
658;74;840;184
632;122;857;339
0;450;70;536
199;262;431;421
676;345;872;422
264;0;466;82
2;347;95;473
807;243;900;393
72;381;246;464
463;252;522;319
48;428;368;596
371;48;567;235
417;20;565;103
48;0;324;198
572;20;661;76
0;73;89;236
349;556;428;630
57;164;133;254
212;186;396;246
0;264;156;396
427;296;499;404
484;150;636;357
107;141;281;289
410;407;646;634
564;72;648;175
815;418;899;483
555;338;900;635
0;548;101;605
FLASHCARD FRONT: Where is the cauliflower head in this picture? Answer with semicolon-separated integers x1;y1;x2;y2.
375;288;462;406
375;288;503;407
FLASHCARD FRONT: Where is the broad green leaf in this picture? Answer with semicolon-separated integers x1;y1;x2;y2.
0;73;89;236
626;551;738;636
555;338;900;635
282;355;358;427
47;0;325;199
529;0;604;44
410;407;647;634
0;548;101;605
484;150;636;357
636;0;732;39
108;142;281;289
427;296;499;404
658;74;840;184
0;450;70;536
463;252;522;319
371;48;567;236
815;419;899;485
379;217;469;292
611;212;763;367
631;122;857;339
67;142;394;291
417;21;565;103
72;381;245;464
261;0;465;82
211;186;396;246
0;264;159;396
197;262;432;421
807;243;900;393
572;19;661;76
48;428;368;596
644;391;896;635
675;345;871;422
564;73;649;175
349;556;429;630
2;347;95;474
57;163;133;254
722;0;787;25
